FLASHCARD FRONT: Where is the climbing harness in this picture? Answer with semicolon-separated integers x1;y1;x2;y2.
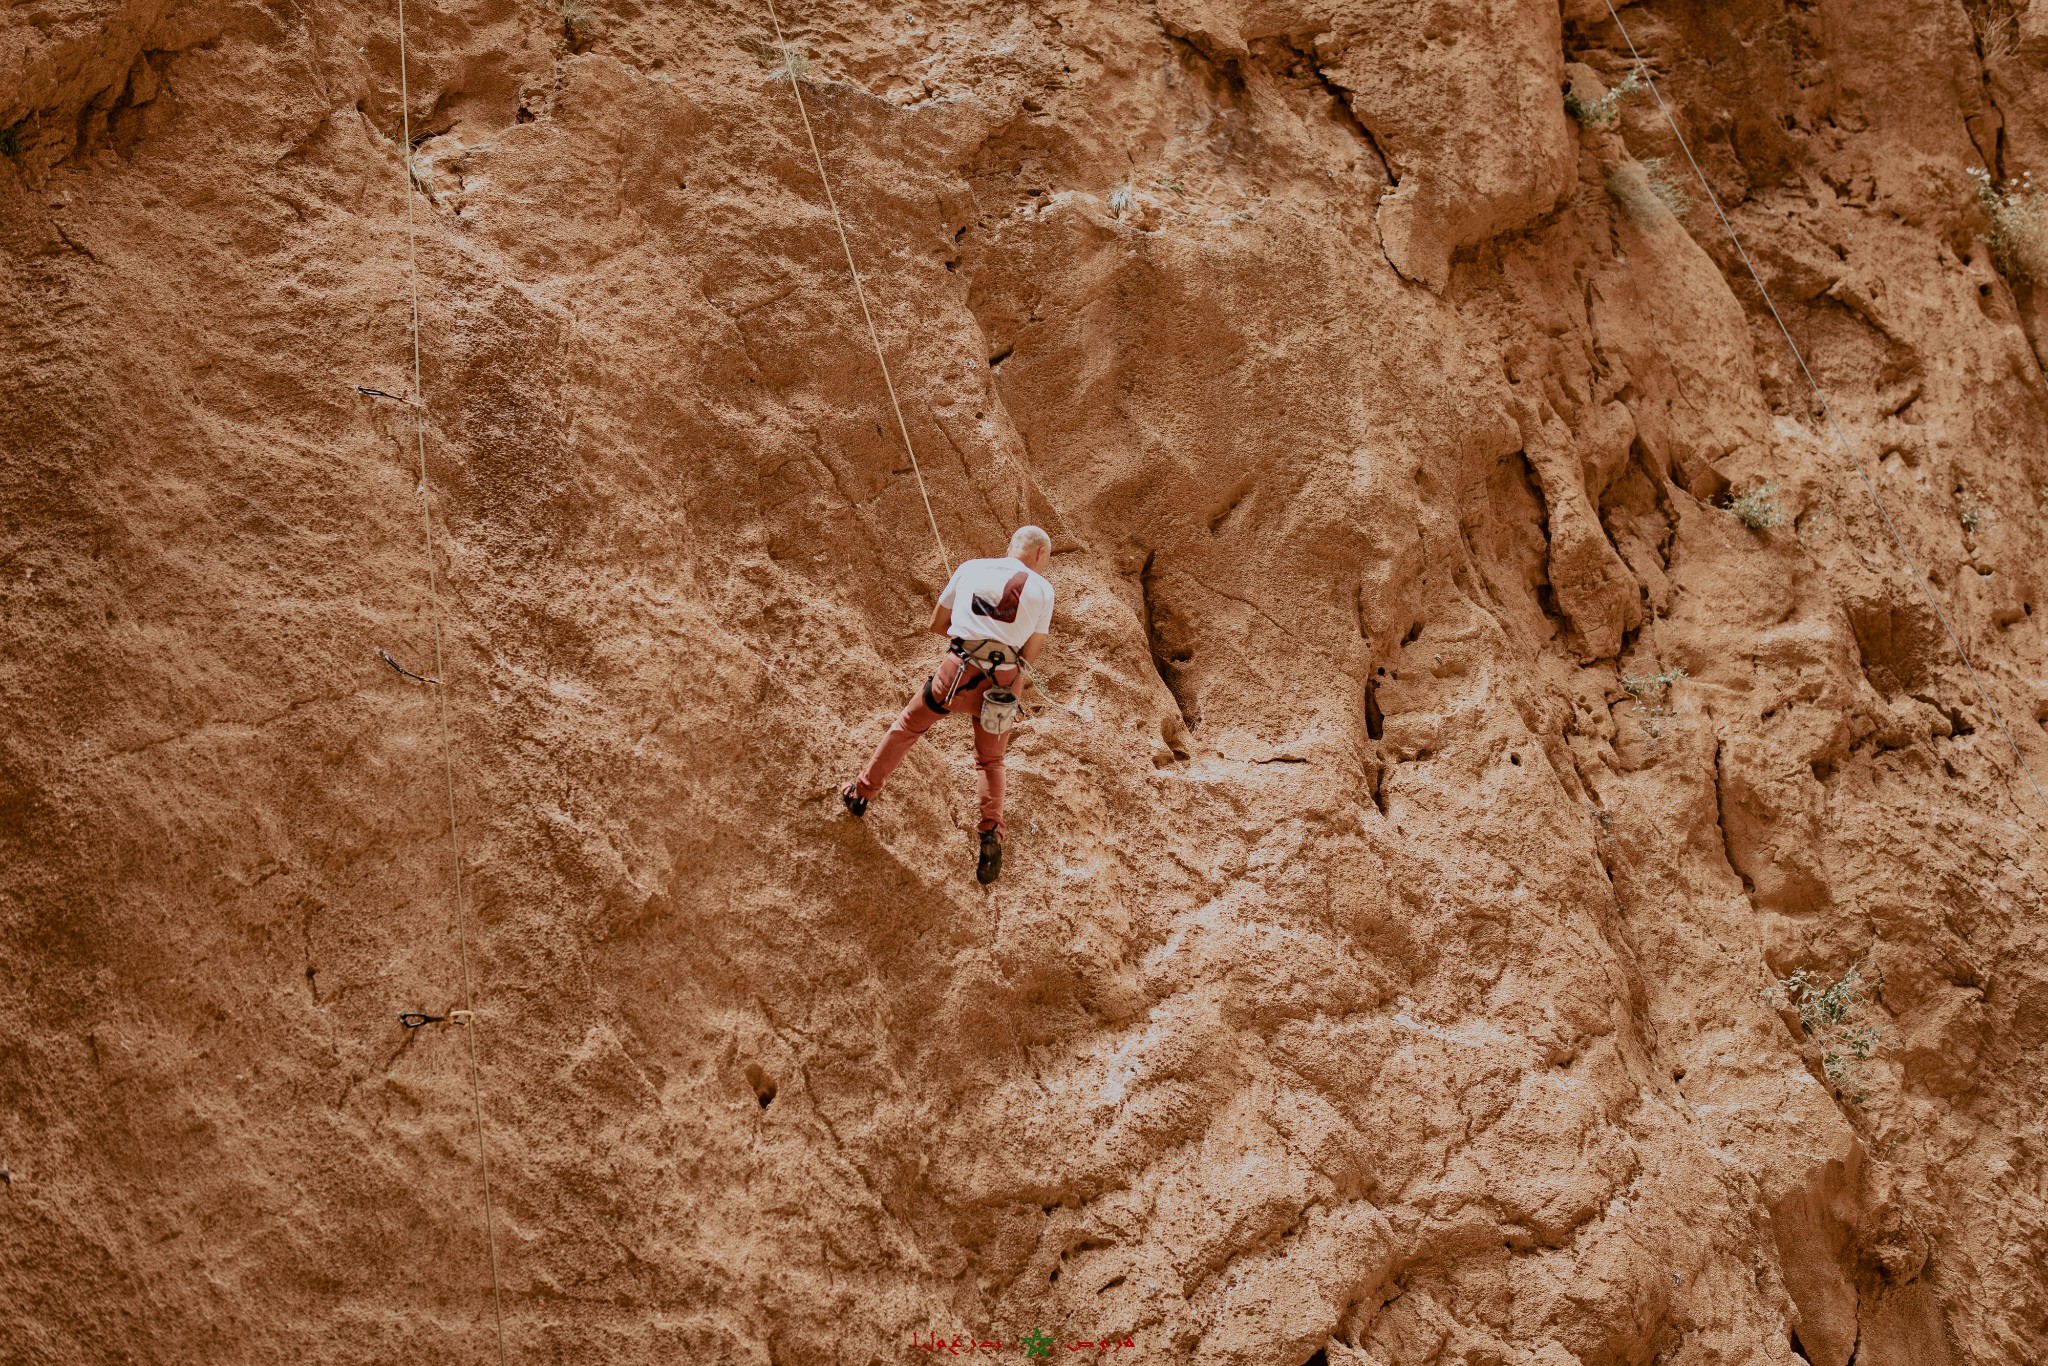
944;637;1074;728
953;637;1081;717
384;0;510;1359
948;637;1015;674
953;643;1025;735
1601;0;2048;829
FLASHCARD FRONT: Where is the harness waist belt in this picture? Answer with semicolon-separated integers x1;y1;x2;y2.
949;637;1016;670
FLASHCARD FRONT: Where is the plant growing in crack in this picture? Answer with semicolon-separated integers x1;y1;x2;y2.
1607;156;1691;221
544;0;595;52
1729;481;1783;530
1108;183;1133;217
1564;68;1642;126
1958;494;1990;535
1968;166;2048;281
1762;963;1886;1104
1975;12;2019;64
1621;665;1686;740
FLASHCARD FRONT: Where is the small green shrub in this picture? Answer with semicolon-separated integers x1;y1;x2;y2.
1968;166;2048;281
1565;69;1643;126
1622;665;1686;701
1608;156;1691;221
1730;482;1783;530
1108;183;1133;216
1763;963;1885;1104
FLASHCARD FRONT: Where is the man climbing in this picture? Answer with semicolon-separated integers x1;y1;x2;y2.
841;526;1056;885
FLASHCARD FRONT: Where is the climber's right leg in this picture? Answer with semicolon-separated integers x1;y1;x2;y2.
844;660;958;813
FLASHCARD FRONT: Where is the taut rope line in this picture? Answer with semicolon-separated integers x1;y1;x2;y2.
760;0;953;579
752;11;1098;717
1601;0;2048;828
392;0;512;1359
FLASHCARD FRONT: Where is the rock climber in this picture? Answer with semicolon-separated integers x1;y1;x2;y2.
841;525;1056;885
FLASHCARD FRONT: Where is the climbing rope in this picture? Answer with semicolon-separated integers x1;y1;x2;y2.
1014;653;1083;717
390;0;512;1359
757;5;1091;722
1601;0;2048;828
759;0;952;582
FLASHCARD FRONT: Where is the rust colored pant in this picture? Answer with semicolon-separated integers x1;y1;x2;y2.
852;652;1020;838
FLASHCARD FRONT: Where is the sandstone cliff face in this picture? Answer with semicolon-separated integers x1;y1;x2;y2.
5;0;2048;1362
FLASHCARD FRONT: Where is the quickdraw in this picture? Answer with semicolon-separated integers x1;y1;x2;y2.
378;647;441;685
399;1009;475;1029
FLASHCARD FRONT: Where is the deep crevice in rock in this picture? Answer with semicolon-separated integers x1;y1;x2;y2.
1712;740;1757;901
1140;550;1201;732
1269;36;1397;189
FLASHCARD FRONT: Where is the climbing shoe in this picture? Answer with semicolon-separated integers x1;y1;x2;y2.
975;830;1003;885
840;783;868;818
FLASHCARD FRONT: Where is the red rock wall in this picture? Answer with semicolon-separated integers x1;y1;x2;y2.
4;0;2047;1362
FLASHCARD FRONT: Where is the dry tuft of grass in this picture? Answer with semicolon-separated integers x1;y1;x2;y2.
1565;69;1643;126
546;0;595;54
1977;12;2018;63
1969;166;2048;280
740;33;816;81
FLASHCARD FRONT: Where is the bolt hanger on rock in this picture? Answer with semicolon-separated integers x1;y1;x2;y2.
398;1010;475;1029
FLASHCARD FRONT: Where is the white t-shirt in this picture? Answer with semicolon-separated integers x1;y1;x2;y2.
938;556;1054;651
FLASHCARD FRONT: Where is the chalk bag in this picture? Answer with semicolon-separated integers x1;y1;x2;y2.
979;687;1020;735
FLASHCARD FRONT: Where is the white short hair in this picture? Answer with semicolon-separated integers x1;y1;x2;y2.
1008;525;1051;558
